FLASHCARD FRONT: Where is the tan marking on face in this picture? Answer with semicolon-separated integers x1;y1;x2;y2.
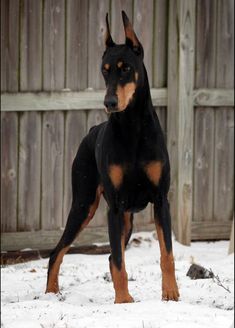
109;165;124;189
117;61;123;68
135;72;139;82
116;82;136;111
145;161;162;185
104;63;110;70
155;222;180;301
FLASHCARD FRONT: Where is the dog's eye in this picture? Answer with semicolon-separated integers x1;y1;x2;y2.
102;68;109;76
121;65;131;73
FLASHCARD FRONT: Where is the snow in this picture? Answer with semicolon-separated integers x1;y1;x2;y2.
1;232;234;328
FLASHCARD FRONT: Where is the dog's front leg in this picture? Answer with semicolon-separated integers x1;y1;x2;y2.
154;194;180;301
108;209;134;304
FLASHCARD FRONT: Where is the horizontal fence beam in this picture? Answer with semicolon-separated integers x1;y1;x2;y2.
1;89;167;111
193;88;234;107
1;88;234;112
1;223;155;251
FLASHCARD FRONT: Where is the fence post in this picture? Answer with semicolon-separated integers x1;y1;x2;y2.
167;0;196;245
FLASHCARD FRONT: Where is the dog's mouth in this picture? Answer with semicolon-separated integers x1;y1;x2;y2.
104;106;125;114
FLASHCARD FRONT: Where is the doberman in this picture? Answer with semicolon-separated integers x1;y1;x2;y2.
46;11;179;304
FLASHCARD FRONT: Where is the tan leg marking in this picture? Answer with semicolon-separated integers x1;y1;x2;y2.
145;161;162;185
116;82;136;111
109;165;124;189
110;213;134;304
46;246;69;294
156;222;180;301
46;186;103;294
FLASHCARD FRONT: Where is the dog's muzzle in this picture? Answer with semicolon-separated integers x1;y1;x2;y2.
104;95;118;113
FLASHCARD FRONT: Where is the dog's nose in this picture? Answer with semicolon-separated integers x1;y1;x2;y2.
104;95;118;111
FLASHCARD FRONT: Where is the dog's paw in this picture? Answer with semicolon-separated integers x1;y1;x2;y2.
114;294;134;304
162;288;180;302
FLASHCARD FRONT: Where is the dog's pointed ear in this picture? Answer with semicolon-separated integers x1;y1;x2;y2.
121;10;143;58
105;13;115;48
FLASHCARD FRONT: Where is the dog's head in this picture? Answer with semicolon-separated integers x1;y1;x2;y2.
102;11;144;114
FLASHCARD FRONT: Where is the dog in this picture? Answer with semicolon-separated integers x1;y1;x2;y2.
46;11;179;304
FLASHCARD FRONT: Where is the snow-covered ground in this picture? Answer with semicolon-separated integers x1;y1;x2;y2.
1;232;234;328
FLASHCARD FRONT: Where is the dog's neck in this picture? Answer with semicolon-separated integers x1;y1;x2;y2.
109;65;154;142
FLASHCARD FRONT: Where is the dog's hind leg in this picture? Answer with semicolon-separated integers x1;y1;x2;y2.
108;210;134;304
154;194;179;301
46;139;101;294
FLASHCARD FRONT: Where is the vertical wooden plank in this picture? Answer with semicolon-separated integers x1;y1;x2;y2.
111;0;133;44
87;109;108;227
20;0;42;91
18;112;41;231
133;0;154;86
1;112;18;232
43;0;65;91
41;112;64;230
228;219;234;254
193;0;217;223
214;0;234;223
193;109;214;222
88;0;110;90
66;0;88;90
214;109;234;221
63;111;87;226
167;0;196;245
153;0;168;88
167;0;179;237
1;0;20;92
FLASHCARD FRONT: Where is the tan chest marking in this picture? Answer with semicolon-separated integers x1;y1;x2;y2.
109;165;124;189
145;161;162;185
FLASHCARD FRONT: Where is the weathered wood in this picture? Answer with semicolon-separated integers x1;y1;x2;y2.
63;111;87;226
153;0;168;88
133;0;154;86
1;223;156;251
66;0;88;90
20;0;42;91
193;89;234;107
167;0;196;245
87;109;108;227
1;89;168;111
1;112;18;232
111;0;132;44
177;0;196;245
18;112;41;231
193;108;214;222
214;0;234;224
228;219;234;254
0;0;19;92
166;0;179;237
193;0;217;225
191;221;232;240
41;112;64;230
43;0;65;91
1;245;111;265
214;109;234;222
195;0;217;88
88;0;109;89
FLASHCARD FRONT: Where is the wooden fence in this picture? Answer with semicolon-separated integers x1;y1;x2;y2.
1;0;234;251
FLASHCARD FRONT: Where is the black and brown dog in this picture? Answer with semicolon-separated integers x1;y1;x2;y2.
46;11;179;304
